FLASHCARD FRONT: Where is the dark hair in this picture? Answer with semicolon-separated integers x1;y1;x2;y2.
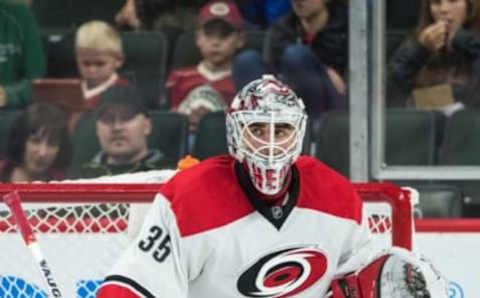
134;0;207;29
6;103;72;170
134;0;170;29
96;85;149;118
416;0;480;36
201;19;237;37
412;0;480;88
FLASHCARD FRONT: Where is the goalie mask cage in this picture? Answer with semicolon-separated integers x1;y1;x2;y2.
0;182;413;297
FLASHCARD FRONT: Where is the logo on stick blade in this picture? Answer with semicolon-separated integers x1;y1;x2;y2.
237;246;328;297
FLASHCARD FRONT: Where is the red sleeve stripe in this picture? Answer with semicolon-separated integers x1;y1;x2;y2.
97;275;155;298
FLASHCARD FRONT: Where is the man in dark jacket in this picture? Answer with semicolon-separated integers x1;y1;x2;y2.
233;0;348;117
77;90;174;178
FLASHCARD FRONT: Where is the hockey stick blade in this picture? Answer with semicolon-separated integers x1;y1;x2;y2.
3;190;64;297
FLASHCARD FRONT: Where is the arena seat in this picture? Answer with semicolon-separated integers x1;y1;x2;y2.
68;112;99;177
313;109;436;178
412;184;462;218
438;109;480;165
386;0;419;32
191;111;228;160
437;109;480;217
121;31;170;109
148;110;189;162
32;0;71;30
42;30;76;78
33;0;123;30
0;110;22;159
69;0;124;28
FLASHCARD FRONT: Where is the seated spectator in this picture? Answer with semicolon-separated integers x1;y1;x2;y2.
75;20;130;109
0;103;72;182
388;0;480;115
233;0;348;118
69;20;131;132
0;0;46;109
76;89;173;178
166;0;245;135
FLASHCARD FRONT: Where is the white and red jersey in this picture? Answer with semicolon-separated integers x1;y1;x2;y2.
97;155;375;298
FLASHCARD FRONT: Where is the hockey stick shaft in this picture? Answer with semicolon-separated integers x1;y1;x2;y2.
3;190;63;297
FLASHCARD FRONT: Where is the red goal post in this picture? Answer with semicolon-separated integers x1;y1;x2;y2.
0;182;414;246
0;182;415;297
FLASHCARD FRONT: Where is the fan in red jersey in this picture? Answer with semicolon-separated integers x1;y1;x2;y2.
96;74;447;298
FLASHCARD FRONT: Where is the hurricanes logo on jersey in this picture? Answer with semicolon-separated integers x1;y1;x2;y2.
237;246;328;297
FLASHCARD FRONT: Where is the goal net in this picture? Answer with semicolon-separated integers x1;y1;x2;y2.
0;180;415;297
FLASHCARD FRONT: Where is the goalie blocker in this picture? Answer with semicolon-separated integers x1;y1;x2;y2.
329;248;448;298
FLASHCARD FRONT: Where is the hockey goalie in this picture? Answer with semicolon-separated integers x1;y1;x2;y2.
94;75;447;297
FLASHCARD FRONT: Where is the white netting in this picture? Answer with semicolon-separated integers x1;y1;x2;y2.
362;184;416;251
0;170;176;298
0;202;132;297
364;202;393;233
0;180;414;297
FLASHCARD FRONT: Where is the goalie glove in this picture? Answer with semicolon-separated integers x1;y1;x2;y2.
329;249;448;298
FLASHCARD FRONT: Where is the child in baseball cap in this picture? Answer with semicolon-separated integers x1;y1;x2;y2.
197;0;245;30
195;0;245;77
166;1;246;150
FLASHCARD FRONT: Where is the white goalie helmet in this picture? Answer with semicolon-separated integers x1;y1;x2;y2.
226;74;307;195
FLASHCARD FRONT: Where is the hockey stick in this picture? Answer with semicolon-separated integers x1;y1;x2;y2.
3;190;63;297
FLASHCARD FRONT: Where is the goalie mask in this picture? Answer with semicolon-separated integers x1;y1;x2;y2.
226;75;307;195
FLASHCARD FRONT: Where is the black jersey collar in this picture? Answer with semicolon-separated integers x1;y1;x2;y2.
234;161;300;230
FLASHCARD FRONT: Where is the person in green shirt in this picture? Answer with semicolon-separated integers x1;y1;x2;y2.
0;0;46;108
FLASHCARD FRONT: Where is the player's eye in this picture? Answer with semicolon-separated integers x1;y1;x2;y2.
275;129;287;138
251;128;263;137
275;124;294;138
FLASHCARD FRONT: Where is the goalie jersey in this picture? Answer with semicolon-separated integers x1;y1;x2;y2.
97;155;373;298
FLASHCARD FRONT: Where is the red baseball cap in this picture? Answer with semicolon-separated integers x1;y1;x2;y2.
198;1;245;29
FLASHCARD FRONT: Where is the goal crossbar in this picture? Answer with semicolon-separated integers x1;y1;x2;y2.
0;183;161;203
0;182;413;248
